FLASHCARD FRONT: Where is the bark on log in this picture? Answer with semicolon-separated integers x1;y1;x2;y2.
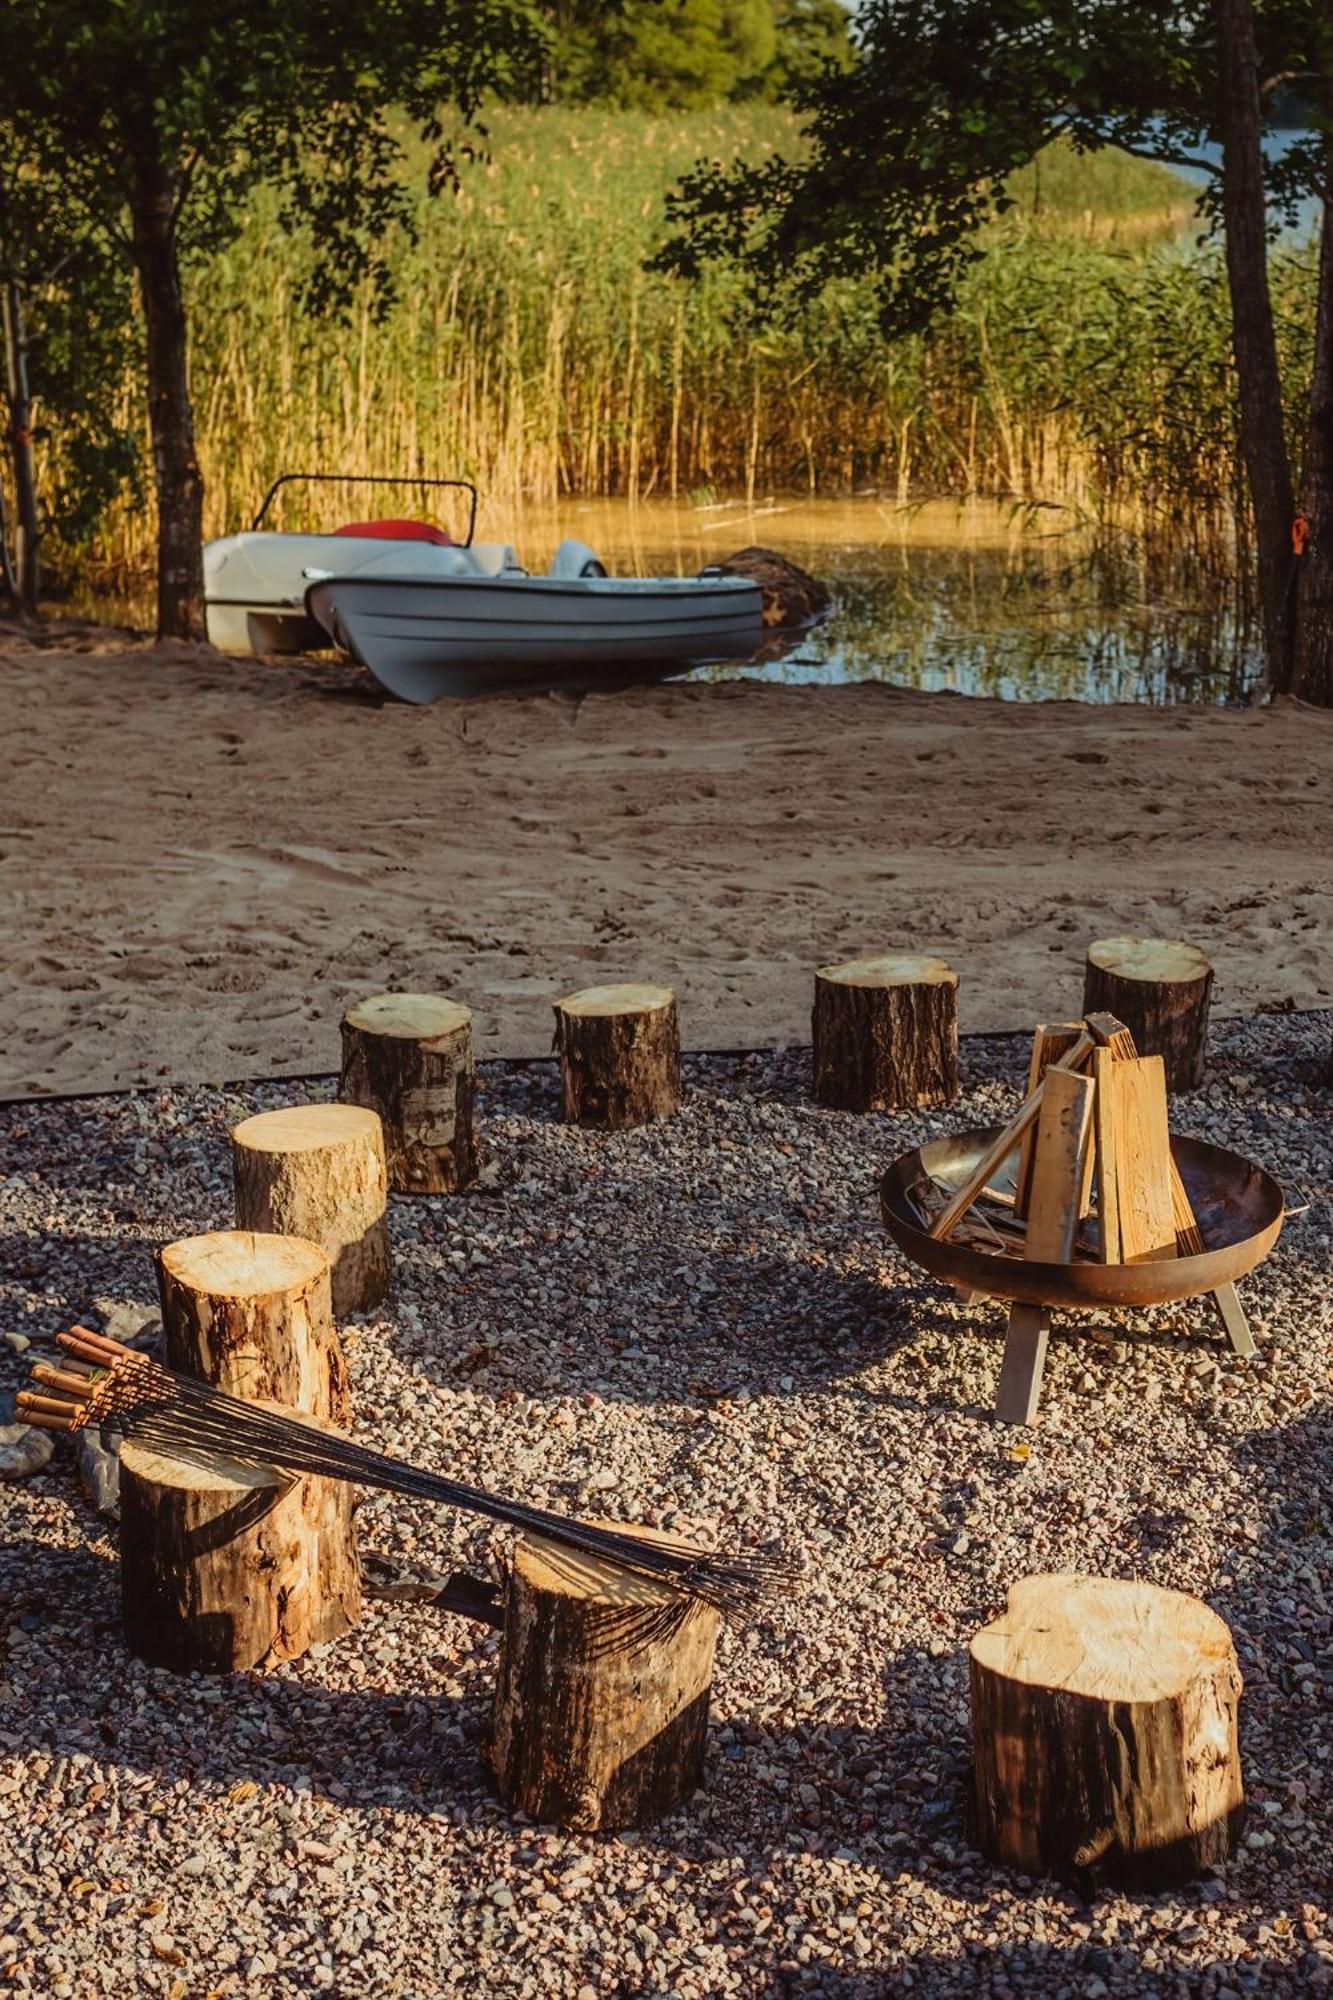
1083;936;1214;1092
120;1416;361;1673
490;1526;719;1831
156;1228;349;1422
554;984;681;1130
339;992;479;1195
812;953;959;1110
232;1103;389;1317
970;1573;1244;1891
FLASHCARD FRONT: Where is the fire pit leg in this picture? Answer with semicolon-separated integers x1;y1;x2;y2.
1210;1282;1257;1359
995;1303;1052;1425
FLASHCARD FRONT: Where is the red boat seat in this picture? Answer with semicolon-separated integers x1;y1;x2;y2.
333;518;454;545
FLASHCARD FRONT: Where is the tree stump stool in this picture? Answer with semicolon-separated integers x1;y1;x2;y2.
970;1573;1244;1890
1083;936;1214;1092
232;1104;389;1317
812;953;960;1110
490;1526;719;1831
553;984;681;1130
156;1229;350;1423
120;1411;361;1673
339;992;479;1195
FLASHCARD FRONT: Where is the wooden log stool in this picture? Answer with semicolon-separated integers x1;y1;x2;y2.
232;1104;389;1317
339;992;479;1195
812;953;959;1110
553;983;682;1130
490;1527;718;1831
970;1573;1244;1890
120;1409;361;1673
1083;936;1214;1092
156;1229;350;1424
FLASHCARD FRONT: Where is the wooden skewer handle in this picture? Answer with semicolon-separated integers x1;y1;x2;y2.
58;1325;132;1360
15;1392;82;1428
31;1365;99;1397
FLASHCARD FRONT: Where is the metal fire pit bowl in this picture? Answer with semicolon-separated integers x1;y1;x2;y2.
880;1128;1285;1312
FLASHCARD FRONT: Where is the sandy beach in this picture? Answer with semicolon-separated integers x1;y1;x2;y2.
3;623;1331;1098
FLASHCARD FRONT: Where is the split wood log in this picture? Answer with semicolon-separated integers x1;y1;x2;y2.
1088;1011;1204;1255
490;1525;719;1831
1014;1023;1086;1219
995;1067;1094;1426
811;953;959;1110
120;1413;361;1673
156;1229;350;1423
970;1573;1245;1890
339;992;479;1195
1092;1048;1122;1265
553;983;681;1130
232;1103;389;1317
1083;936;1214;1092
1104;1054;1176;1262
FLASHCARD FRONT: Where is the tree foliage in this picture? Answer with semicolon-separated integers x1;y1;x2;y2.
0;0;549;632
549;0;851;107
658;0;1327;326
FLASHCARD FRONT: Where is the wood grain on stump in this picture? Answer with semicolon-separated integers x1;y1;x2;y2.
490;1526;719;1831
553;983;681;1130
812;954;959;1110
339;992;478;1195
120;1417;361;1673
970;1573;1244;1890
1083;936;1214;1092
157;1229;350;1422
232;1103;389;1316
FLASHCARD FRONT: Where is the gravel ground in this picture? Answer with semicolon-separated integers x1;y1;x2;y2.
1;1013;1330;1998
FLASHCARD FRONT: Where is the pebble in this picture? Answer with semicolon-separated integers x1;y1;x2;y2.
77;1427;121;1519
0;1422;54;1481
0;1015;1327;1998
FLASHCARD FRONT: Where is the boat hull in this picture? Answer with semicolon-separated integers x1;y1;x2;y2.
304;573;765;703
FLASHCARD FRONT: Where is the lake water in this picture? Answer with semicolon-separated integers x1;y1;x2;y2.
495;496;1261;705
81;494;1260;705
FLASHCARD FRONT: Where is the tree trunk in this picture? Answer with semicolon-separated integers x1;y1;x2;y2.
811;953;959;1110
128;148;205;642
970;1573;1244;1890
232;1104;391;1318
1292;130;1333;706
157;1228;351;1423
339;993;479;1194
120;1422;361;1673
554;984;682;1130
1083;935;1213;1092
2;279;39;610
1215;0;1296;688
490;1525;718;1831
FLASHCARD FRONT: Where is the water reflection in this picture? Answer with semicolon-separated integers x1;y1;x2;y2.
518;496;1260;705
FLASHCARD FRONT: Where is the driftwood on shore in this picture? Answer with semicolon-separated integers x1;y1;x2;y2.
713;546;830;628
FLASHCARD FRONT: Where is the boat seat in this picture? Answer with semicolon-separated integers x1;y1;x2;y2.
468;542;525;577
548;538;608;580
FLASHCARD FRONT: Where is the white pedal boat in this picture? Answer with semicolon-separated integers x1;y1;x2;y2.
204;473;763;703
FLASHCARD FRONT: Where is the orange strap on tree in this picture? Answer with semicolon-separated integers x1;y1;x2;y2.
1292;514;1309;556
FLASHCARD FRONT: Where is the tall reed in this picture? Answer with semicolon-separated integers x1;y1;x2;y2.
46;107;1319;585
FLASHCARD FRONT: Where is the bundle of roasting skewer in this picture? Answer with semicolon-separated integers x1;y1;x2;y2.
17;1325;795;1623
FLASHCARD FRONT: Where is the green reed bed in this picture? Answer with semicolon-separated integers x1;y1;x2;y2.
63;108;1320;585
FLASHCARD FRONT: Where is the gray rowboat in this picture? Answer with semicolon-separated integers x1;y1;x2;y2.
303;571;765;704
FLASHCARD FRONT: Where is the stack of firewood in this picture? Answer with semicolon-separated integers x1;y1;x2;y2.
910;1012;1204;1268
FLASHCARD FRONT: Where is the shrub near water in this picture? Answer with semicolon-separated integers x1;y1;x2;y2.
73;108;1318;580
